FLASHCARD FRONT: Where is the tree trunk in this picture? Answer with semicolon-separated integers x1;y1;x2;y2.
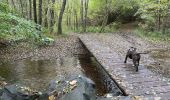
11;0;16;9
50;0;55;33
58;0;67;34
38;0;42;25
6;0;9;4
19;0;24;17
66;5;69;27
157;0;161;31
73;9;78;30
44;0;49;27
158;14;161;31
70;9;73;30
33;0;37;23
100;0;109;32
26;1;29;20
67;13;69;26
75;10;78;30
81;0;84;32
29;0;32;20
69;11;71;29
84;0;89;32
162;18;166;34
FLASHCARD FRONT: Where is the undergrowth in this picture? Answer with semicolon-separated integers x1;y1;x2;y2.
73;22;120;33
0;2;54;45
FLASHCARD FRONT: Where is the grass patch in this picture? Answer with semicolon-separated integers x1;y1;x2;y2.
73;25;118;33
133;28;170;43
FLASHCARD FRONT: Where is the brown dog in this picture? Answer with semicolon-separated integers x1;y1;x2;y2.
124;47;147;72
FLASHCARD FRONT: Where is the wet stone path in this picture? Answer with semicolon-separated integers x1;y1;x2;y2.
79;34;170;100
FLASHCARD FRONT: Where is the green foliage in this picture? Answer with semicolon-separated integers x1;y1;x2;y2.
86;26;101;33
111;0;139;22
0;2;10;13
38;37;54;46
75;24;118;33
0;11;41;41
0;2;55;46
88;0;139;24
136;0;169;30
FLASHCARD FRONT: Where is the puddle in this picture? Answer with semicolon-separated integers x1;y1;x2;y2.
147;49;170;78
0;55;122;96
0;57;82;92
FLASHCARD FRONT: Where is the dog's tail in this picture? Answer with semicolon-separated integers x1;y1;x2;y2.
137;51;150;54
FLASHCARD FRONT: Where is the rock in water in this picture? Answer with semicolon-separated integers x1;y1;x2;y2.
1;84;44;100
48;76;96;100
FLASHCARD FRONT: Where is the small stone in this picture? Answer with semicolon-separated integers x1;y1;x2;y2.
145;91;150;94
105;93;113;98
48;95;55;100
69;80;77;86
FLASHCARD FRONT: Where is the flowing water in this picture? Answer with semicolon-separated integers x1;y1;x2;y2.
0;55;122;96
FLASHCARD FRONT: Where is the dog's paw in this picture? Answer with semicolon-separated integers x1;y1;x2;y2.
135;67;138;72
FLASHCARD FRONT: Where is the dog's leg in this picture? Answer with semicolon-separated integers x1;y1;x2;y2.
135;65;138;72
124;55;128;63
136;55;140;72
133;60;138;72
137;59;140;66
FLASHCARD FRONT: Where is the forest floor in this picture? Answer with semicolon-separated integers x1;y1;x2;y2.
0;35;86;62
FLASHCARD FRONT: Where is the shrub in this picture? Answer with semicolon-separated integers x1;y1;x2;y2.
0;12;41;41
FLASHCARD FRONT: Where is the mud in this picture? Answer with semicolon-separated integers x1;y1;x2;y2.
146;49;170;78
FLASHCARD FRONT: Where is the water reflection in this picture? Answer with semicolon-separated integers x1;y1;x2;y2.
79;56;108;96
0;57;82;91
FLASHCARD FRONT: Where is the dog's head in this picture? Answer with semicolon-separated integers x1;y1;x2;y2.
129;47;137;52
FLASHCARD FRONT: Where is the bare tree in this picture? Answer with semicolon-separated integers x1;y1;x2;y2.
58;0;67;34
